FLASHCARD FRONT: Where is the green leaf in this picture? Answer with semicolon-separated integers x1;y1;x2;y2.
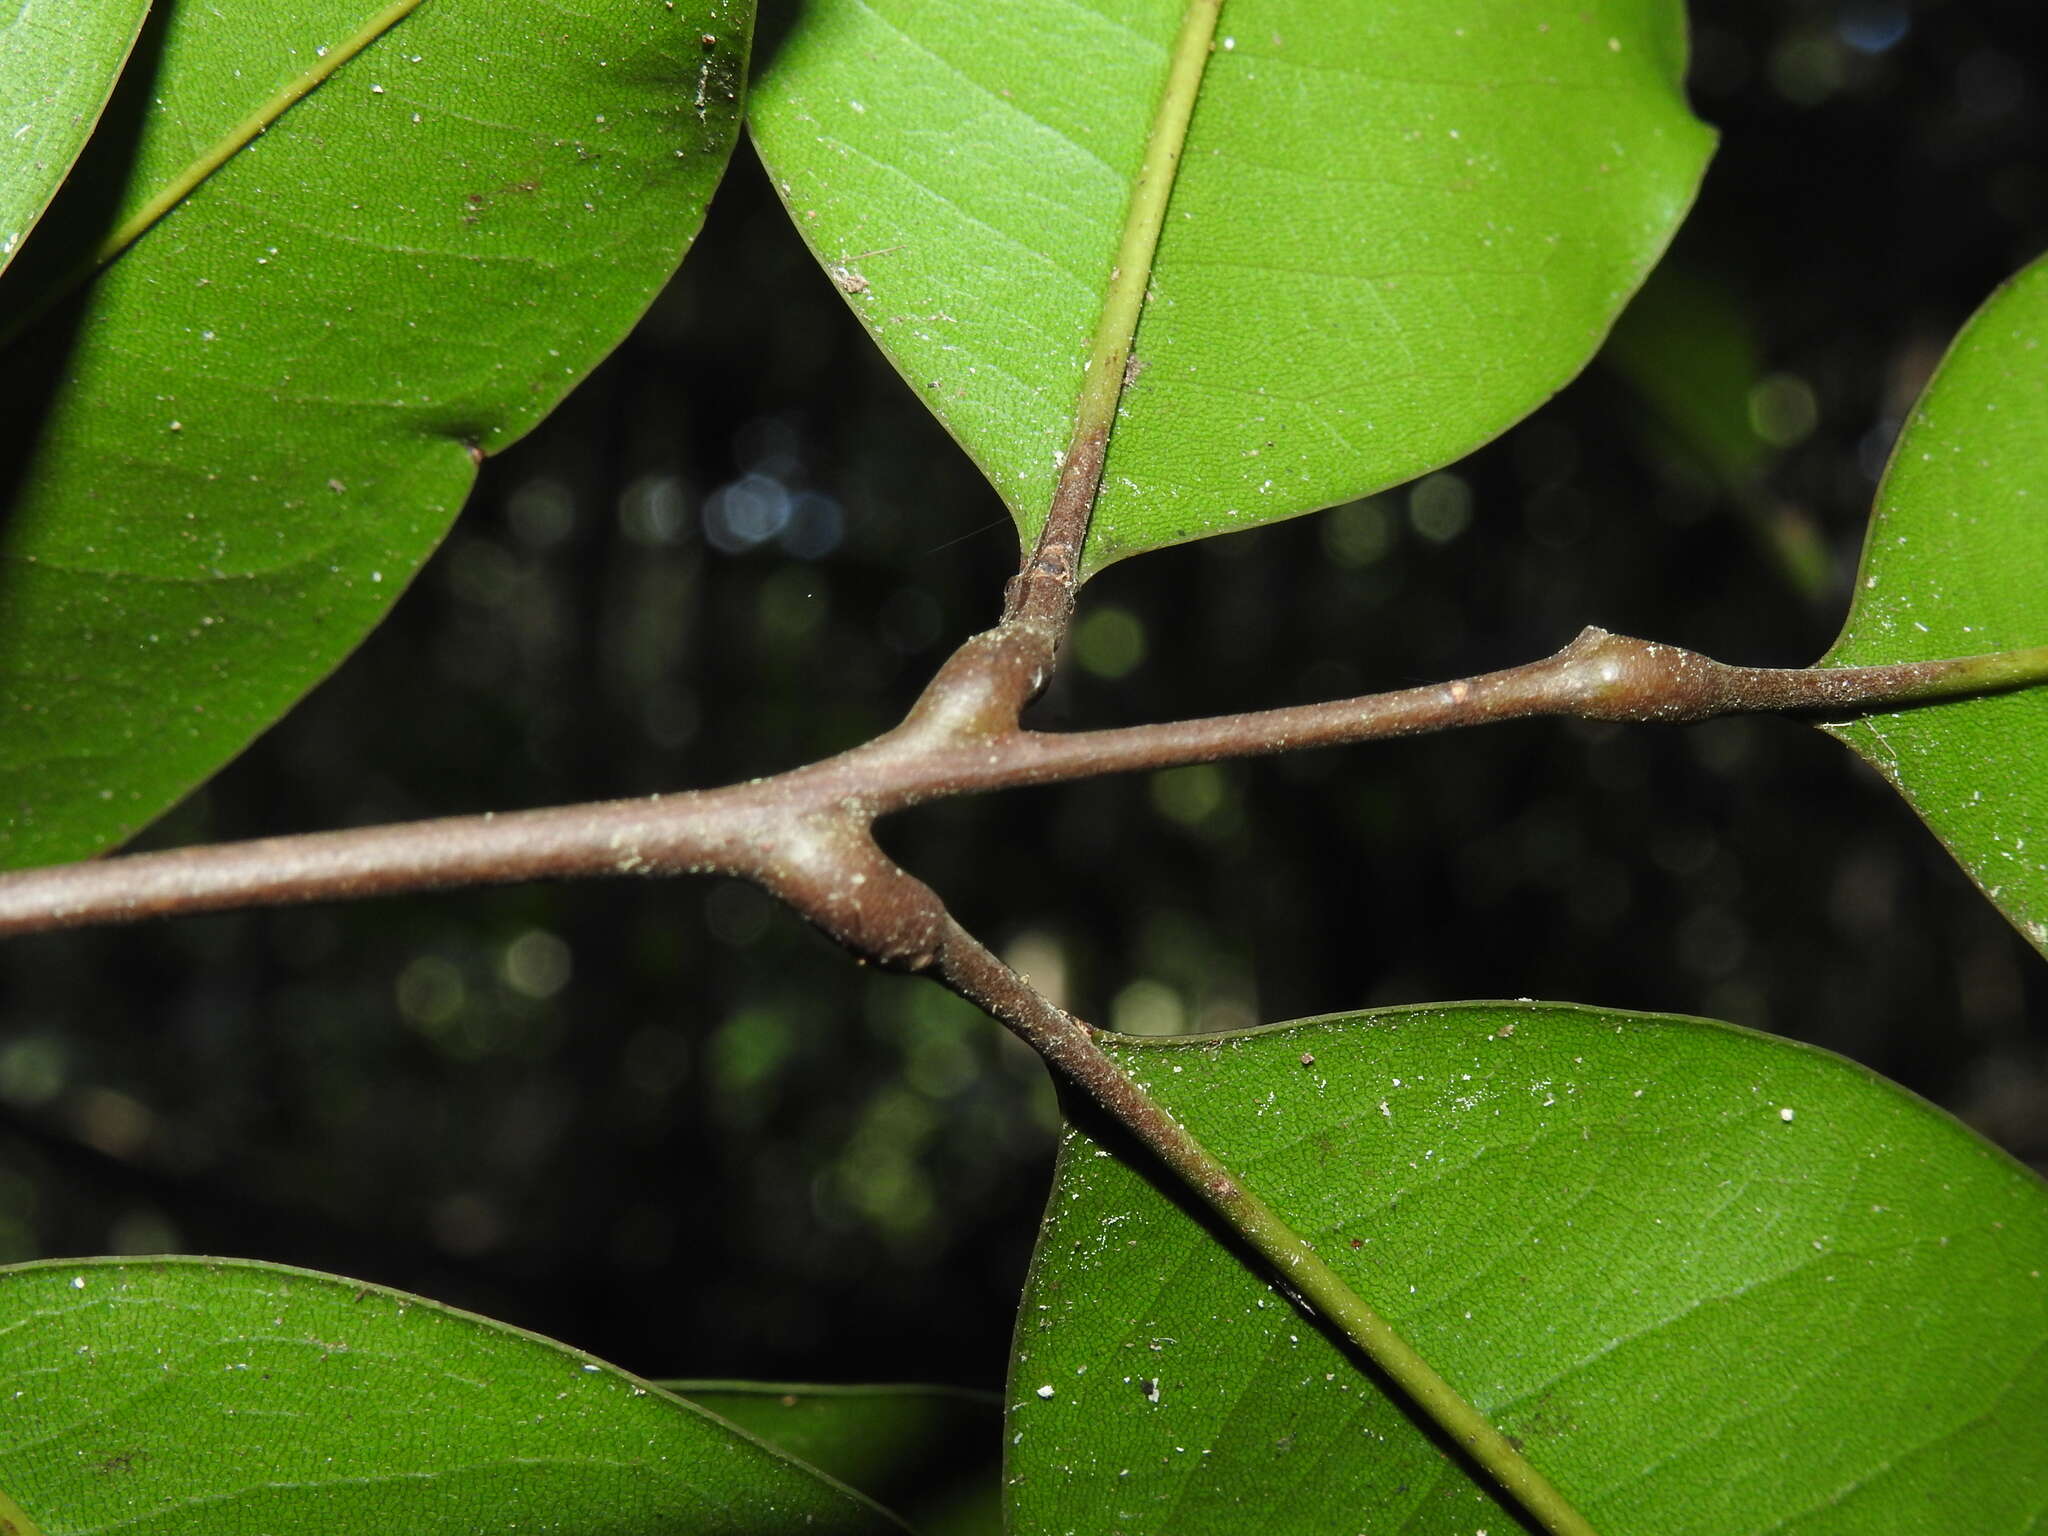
1010;1003;2048;1535
0;0;751;870
671;1383;1003;1534
0;0;151;282
0;0;151;278
750;0;1713;573
1821;254;2048;959
0;1256;901;1535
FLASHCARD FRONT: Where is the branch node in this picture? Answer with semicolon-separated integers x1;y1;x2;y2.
1546;627;1731;723
891;621;1058;745
746;812;950;973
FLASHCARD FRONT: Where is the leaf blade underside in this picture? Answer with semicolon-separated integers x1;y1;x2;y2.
1821;252;2048;960
0;0;150;279
0;0;751;869
0;1255;902;1534
1009;1002;2048;1535
750;0;1713;572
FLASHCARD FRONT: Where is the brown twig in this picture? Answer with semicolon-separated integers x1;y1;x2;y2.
1;624;2040;940
4;618;2038;1536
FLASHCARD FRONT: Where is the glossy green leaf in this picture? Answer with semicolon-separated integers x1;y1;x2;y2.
1010;1003;2048;1535
750;0;1712;573
671;1383;1002;1534
0;0;151;278
1822;255;2048;959
0;0;750;869
0;1256;900;1535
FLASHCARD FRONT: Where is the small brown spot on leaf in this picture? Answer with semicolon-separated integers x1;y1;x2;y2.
828;245;903;297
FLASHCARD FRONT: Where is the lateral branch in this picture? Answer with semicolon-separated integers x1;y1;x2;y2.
0;624;2040;940
6;617;2037;1536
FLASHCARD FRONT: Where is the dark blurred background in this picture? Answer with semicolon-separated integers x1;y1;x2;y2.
1;0;2043;1398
